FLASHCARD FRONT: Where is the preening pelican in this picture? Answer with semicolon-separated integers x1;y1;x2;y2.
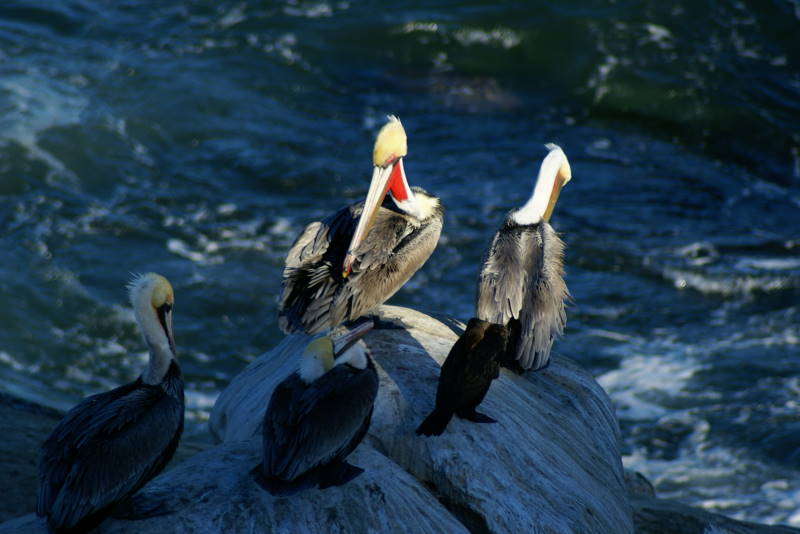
37;273;184;533
476;144;572;372
416;318;509;436
279;116;443;334
255;321;378;495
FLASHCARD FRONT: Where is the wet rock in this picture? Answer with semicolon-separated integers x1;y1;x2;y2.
210;305;634;534
0;394;62;523
0;440;467;534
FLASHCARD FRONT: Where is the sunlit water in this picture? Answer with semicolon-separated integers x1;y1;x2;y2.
1;0;798;525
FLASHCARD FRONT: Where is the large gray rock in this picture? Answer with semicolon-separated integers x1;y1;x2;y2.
209;305;634;534
2;439;466;534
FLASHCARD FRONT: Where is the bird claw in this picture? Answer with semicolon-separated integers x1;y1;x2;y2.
458;410;497;424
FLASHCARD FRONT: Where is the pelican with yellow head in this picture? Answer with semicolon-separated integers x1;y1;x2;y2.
279;115;443;334
476;143;572;372
255;321;378;494
37;273;184;533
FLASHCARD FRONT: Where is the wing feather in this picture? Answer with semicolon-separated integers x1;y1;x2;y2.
279;196;442;334
263;366;378;481
476;220;568;371
38;381;183;530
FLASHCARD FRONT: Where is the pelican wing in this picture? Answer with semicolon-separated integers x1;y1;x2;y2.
280;198;442;334
38;376;183;530
476;222;541;325
263;366;378;481
515;222;569;370
476;221;568;371
279;204;360;333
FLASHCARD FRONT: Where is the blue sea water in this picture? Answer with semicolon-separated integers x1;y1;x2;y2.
1;0;798;525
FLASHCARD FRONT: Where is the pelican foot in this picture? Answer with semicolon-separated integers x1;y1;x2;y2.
318;461;365;489
457;409;497;424
110;495;175;521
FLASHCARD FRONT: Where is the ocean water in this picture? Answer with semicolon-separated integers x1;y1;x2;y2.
1;0;798;525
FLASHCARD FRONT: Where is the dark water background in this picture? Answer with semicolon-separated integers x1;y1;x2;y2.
1;0;799;525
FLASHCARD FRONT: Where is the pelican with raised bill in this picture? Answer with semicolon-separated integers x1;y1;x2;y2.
476;144;572;373
254;321;378;495
37;273;184;534
279;115;443;334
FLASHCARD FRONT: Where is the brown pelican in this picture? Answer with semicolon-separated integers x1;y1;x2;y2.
476;143;572;372
37;273;184;534
254;321;378;495
416;318;509;436
279;116;443;334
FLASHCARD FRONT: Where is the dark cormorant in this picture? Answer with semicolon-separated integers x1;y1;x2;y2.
254;321;378;494
279;115;443;334
416;318;509;436
37;273;184;533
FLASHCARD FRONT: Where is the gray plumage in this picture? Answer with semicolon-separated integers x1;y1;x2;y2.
279;188;443;334
258;359;378;492
37;361;184;533
476;217;569;371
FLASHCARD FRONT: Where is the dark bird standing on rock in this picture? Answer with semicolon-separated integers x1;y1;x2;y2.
476;143;572;373
37;273;184;534
416;318;509;436
254;322;378;495
279;115;443;334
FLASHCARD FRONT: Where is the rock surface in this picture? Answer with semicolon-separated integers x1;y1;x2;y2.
0;439;468;534
210;305;634;534
0;394;63;523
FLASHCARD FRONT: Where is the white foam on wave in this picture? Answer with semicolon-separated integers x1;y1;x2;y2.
396;21;521;49
642;23;673;49
185;389;219;423
0;351;39;373
649;241;799;296
663;267;792;294
167;238;217;264
218;2;247;28
0;70;87;179
600;312;800;525
165;206;297;264
735;257;800;271
587;54;620;102
283;2;334;18
624;437;800;526
597;352;702;421
453;28;521;49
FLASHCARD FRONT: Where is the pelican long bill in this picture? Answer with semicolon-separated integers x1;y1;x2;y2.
342;161;398;277
333;320;374;356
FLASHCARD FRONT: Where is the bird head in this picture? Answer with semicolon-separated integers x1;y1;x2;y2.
343;116;419;278
128;272;176;358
